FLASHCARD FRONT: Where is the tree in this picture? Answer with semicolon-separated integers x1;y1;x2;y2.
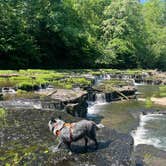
142;0;166;70
99;0;147;68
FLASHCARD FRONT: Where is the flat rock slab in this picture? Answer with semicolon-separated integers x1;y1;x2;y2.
0;109;134;166
50;89;87;102
46;127;134;166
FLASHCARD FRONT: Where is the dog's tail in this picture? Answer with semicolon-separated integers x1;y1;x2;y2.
96;123;104;130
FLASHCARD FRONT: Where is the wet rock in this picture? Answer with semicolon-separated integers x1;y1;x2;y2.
0;109;135;166
65;103;79;116
50;89;87;102
93;79;137;102
134;145;166;166
45;127;134;166
0;93;3;100
135;156;144;166
0;99;42;110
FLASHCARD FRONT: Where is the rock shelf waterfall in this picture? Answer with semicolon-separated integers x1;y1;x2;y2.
132;113;166;151
87;93;107;116
95;93;106;104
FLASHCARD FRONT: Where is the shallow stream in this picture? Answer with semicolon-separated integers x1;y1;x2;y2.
88;85;166;151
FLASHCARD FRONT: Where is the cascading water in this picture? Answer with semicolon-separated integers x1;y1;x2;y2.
87;93;107;116
95;93;106;104
131;113;166;151
87;74;111;116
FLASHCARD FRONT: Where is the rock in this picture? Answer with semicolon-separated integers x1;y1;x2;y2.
1;108;135;166
50;89;87;102
49;127;134;166
93;79;137;102
65;103;79;116
0;93;3;100
135;156;144;166
134;145;166;166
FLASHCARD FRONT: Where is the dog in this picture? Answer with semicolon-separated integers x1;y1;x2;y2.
48;117;104;152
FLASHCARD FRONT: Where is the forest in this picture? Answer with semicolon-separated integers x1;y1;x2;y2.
0;0;165;70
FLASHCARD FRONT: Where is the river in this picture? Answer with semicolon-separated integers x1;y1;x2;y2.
87;84;166;151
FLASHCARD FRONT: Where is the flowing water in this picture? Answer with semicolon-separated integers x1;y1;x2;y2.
0;81;165;165
132;113;166;151
88;84;166;151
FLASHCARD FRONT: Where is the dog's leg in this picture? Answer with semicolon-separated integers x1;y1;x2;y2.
94;138;98;150
88;136;98;150
56;141;62;149
65;142;72;151
84;137;88;149
51;140;62;152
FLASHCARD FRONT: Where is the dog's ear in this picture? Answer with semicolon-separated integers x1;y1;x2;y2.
58;116;62;120
50;117;56;123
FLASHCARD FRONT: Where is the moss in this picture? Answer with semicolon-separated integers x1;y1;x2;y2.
0;108;6;118
159;86;166;97
0;144;48;165
145;97;153;108
52;77;91;89
15;90;41;99
103;79;128;86
0;107;7;127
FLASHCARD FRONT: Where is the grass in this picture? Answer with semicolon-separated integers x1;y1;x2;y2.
159;86;166;97
145;97;153;108
52;77;92;89
0;108;6;118
0;107;7;127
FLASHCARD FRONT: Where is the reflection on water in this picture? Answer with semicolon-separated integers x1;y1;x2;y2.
137;85;160;98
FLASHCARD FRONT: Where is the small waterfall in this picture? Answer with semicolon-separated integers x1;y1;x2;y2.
103;74;111;80
131;113;166;151
87;93;106;116
94;74;111;85
96;93;106;104
130;79;144;86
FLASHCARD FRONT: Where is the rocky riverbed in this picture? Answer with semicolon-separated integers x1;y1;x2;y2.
0;70;165;166
0;108;136;166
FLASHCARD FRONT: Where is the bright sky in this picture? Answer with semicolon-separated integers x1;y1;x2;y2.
140;0;147;3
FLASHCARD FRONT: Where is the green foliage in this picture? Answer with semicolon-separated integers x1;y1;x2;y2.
142;0;166;70
0;108;6;118
159;86;166;97
99;0;147;68
0;0;165;70
52;77;91;89
145;97;153;108
0;107;7;127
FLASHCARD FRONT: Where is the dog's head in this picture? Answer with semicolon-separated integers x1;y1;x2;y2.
48;116;65;133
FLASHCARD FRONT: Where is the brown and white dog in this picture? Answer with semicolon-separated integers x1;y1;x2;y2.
48;117;104;152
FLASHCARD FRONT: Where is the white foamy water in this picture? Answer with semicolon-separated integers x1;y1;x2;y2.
96;93;106;104
132;113;166;151
87;93;107;117
0;99;42;110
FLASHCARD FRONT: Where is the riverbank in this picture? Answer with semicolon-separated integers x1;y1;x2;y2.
138;97;166;106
